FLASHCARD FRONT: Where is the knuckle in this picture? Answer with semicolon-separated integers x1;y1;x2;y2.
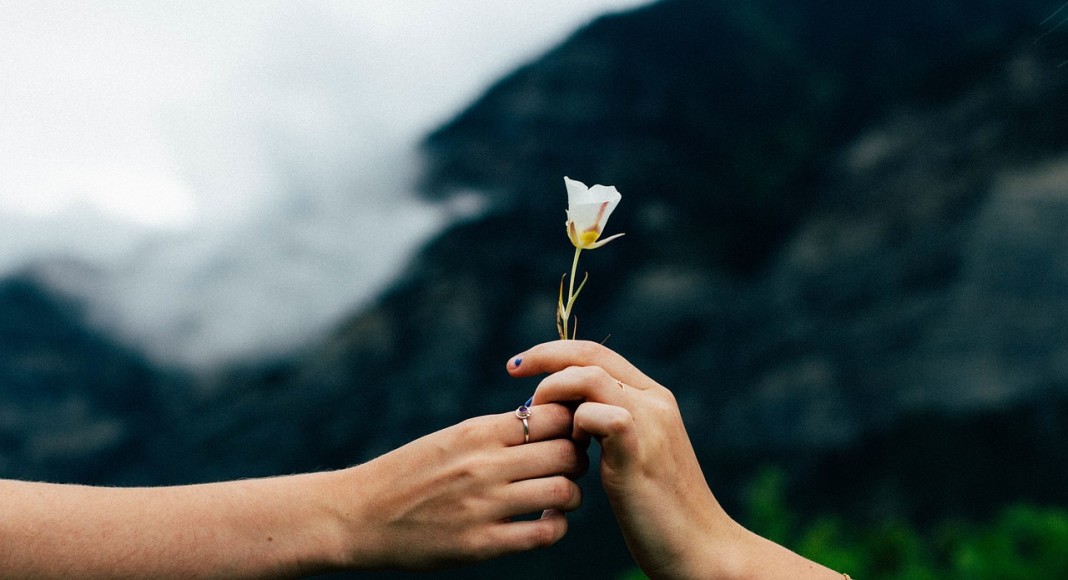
603;407;634;432
572;340;604;360
582;365;610;382
648;396;674;414
559;364;586;379
529;518;566;548
541;438;578;468
542;402;572;427
658;387;679;406
562;441;591;478
647;389;680;414
548;477;580;507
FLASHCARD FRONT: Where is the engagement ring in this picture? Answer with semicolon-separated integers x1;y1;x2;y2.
515;405;531;444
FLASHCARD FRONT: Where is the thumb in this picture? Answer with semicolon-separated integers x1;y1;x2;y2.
573;401;639;473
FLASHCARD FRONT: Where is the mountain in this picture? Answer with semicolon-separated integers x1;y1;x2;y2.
0;272;166;485
3;0;1068;578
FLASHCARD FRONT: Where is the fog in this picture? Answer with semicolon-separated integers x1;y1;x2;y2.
0;0;649;367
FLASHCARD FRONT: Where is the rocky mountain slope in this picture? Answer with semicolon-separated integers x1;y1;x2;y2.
0;273;163;484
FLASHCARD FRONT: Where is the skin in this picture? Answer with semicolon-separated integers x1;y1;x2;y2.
508;340;844;580
0;404;586;579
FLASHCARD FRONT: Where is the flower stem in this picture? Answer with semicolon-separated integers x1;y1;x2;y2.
568;246;582;307
559;246;584;339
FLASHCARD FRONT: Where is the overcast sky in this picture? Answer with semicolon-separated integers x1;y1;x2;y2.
0;0;650;366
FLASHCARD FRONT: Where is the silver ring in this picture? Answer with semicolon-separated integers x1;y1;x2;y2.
515;405;531;443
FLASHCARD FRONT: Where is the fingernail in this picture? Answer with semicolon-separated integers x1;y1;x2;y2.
513;356;523;368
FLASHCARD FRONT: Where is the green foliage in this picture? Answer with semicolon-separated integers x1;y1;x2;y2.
622;467;1068;579
743;467;1068;579
944;505;1068;580
616;569;649;580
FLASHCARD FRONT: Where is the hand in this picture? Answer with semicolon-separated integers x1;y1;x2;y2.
0;405;585;578
333;403;587;571
508;341;723;578
508;341;842;580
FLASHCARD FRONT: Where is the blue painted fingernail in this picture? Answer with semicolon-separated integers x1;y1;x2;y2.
513;357;523;367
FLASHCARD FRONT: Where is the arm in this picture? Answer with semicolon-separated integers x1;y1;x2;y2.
0;404;585;578
508;341;843;580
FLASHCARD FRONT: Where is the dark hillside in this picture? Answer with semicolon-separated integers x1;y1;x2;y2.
3;1;1068;577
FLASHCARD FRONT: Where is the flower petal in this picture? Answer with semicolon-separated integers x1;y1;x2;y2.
564;176;621;207
566;202;606;233
564;176;590;204
567;220;581;247
585;231;625;249
564;178;621;231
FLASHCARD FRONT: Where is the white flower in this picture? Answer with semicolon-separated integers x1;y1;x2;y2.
556;177;625;339
564;176;625;250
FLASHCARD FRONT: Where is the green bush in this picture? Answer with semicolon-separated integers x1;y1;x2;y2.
748;467;1068;579
620;467;1068;579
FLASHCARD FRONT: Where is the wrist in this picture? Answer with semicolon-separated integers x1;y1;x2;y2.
702;521;764;580
312;466;381;572
698;517;844;580
624;487;745;580
248;471;361;576
673;508;754;580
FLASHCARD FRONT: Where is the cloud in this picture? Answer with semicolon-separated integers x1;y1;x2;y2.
0;0;649;367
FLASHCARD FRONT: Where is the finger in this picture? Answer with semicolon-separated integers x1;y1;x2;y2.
508;340;653;390
572;403;636;480
531;365;627;407
500;476;583;517
493;403;574;447
576;401;640;497
487;509;569;554
573;401;639;471
573;401;636;441
502;438;588;482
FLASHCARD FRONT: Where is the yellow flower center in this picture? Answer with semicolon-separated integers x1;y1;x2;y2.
579;230;600;246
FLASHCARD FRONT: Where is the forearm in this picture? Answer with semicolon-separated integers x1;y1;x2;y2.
0;473;349;579
707;525;843;580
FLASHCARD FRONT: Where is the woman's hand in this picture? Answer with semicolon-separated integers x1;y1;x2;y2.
0;405;586;579
508;341;725;578
508;341;842;580
332;402;587;571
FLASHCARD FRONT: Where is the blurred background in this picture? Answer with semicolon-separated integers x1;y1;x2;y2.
3;0;1068;577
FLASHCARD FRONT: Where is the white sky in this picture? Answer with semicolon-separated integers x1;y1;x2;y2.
0;0;647;231
0;0;650;366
